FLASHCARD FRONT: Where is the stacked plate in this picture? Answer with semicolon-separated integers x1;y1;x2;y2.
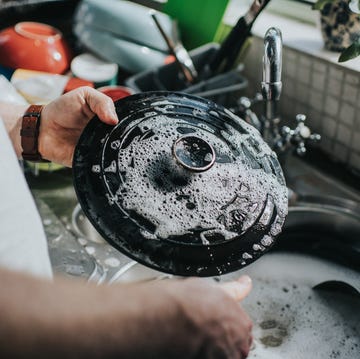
73;0;174;73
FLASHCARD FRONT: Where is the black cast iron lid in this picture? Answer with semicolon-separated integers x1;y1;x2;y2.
73;92;288;276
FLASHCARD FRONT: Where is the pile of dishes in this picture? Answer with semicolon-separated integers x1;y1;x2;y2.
73;0;174;73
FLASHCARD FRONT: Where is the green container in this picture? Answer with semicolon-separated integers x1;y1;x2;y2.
162;0;229;50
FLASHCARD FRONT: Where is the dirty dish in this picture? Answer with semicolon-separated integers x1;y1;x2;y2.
74;0;174;52
73;23;167;73
71;53;118;88
73;92;288;276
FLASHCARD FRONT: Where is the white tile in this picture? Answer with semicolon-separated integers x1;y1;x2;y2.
299;55;312;68
309;89;324;112
295;101;307;117
284;48;298;63
313;61;327;73
329;66;343;81
321;117;337;139
336;124;352;145
343;84;358;104
349;152;360;171
327;78;343;97
351;131;360;152
283;59;298;78
281;95;296;119
312;71;326;91
345;72;359;86
333;142;349;162
324;95;339;116
354;114;360;131
282;78;296;98
307;108;322;129
319;136;333;153
339;102;355;126
296;83;310;103
297;66;311;85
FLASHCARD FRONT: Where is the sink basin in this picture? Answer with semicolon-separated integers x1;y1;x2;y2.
71;204;171;283
71;200;360;358
71;191;360;282
276;194;360;271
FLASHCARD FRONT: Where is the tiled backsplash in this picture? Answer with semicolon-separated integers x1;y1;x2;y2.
241;35;360;175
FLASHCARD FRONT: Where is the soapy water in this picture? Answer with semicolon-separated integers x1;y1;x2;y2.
225;253;360;359
98;106;288;248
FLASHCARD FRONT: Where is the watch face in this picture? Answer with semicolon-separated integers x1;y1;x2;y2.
73;92;288;276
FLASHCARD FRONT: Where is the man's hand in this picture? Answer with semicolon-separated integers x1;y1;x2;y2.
115;275;253;359
165;275;254;358
39;86;118;167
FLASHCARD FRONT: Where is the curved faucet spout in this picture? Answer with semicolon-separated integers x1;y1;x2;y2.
262;27;282;101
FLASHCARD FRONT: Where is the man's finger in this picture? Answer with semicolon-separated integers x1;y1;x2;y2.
220;275;252;301
83;87;119;125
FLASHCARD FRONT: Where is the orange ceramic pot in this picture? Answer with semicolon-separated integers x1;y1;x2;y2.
0;22;72;74
98;86;135;102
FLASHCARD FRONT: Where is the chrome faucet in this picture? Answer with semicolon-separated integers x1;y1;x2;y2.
234;27;320;157
261;27;283;144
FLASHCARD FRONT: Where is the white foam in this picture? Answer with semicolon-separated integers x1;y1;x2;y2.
102;111;288;249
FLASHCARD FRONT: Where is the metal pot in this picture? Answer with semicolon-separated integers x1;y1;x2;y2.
73;92;288;276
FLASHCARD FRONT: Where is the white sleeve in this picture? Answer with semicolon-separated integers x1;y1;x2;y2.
0;119;52;279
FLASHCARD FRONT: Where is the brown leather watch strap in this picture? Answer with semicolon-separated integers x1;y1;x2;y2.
20;105;50;162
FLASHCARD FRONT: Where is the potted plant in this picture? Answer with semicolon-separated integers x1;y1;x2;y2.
313;0;360;61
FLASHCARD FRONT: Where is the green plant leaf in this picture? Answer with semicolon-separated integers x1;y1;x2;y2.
312;0;334;10
338;41;360;62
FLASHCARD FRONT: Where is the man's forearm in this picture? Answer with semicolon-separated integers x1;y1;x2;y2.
0;102;28;157
0;267;198;358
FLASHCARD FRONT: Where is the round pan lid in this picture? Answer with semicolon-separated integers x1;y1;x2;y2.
73;92;288;276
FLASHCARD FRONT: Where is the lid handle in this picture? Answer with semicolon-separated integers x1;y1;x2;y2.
172;135;216;172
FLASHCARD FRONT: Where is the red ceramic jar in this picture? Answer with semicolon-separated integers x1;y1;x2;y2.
0;22;72;74
98;86;135;101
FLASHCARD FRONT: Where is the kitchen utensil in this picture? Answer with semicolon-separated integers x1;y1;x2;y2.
150;11;198;84
125;42;248;112
73;92;288;276
204;0;272;76
0;22;72;74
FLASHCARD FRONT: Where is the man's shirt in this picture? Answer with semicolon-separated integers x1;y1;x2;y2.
0;118;52;278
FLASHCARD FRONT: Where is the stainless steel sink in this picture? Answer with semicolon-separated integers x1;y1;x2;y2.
70;193;360;281
28;155;360;281
70;200;360;359
277;194;360;272
71;203;172;284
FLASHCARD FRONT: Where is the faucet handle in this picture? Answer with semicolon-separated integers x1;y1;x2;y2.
277;114;321;156
237;93;263;110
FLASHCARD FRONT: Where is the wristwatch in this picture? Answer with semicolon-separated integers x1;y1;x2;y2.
20;104;50;162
